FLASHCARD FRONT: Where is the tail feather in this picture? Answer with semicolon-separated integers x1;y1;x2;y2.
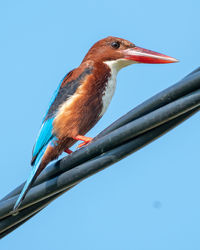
13;147;46;213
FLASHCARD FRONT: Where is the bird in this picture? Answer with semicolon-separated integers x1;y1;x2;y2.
13;36;178;212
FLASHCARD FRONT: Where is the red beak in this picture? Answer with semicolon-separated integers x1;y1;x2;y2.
124;46;178;64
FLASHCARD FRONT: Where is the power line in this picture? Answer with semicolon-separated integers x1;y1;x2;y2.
1;67;200;237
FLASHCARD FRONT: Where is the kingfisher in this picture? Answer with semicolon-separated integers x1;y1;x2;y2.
13;36;178;212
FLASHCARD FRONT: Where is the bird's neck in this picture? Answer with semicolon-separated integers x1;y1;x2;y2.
91;60;119;117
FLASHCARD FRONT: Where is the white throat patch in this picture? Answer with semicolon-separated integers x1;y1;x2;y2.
99;59;135;117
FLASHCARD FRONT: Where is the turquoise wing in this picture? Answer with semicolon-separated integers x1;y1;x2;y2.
31;75;65;165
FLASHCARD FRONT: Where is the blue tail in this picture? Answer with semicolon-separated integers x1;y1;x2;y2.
13;147;46;213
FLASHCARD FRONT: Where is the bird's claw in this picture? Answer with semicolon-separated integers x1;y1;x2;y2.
73;135;93;149
77;140;91;148
64;148;73;154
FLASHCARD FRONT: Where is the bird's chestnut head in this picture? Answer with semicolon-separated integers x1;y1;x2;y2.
82;36;178;72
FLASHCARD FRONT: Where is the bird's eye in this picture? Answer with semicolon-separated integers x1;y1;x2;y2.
111;41;120;49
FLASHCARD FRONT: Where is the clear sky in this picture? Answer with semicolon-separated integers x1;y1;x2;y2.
1;0;200;249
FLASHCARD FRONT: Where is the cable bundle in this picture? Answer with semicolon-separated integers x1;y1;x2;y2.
1;67;200;238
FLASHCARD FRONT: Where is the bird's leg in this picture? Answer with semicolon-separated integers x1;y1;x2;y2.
73;135;93;148
64;148;73;154
64;136;92;154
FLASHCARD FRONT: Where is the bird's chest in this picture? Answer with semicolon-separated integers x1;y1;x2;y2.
99;74;116;117
53;67;116;137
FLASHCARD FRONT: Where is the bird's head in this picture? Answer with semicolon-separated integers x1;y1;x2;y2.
82;36;178;72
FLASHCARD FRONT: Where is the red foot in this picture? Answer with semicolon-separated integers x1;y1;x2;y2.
73;135;93;148
64;148;73;154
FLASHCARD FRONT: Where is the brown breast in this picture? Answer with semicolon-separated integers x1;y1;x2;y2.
53;61;111;140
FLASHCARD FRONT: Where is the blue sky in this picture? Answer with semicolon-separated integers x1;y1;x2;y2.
1;0;200;249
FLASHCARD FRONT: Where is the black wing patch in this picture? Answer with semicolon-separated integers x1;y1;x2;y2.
44;67;93;121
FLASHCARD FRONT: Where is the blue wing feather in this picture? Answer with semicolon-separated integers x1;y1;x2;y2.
31;66;92;165
42;75;64;122
31;75;65;164
32;118;54;160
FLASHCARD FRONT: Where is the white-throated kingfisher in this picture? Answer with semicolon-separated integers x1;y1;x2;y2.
13;36;178;212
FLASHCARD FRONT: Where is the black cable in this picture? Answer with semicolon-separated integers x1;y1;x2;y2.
3;68;200;201
0;68;200;238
